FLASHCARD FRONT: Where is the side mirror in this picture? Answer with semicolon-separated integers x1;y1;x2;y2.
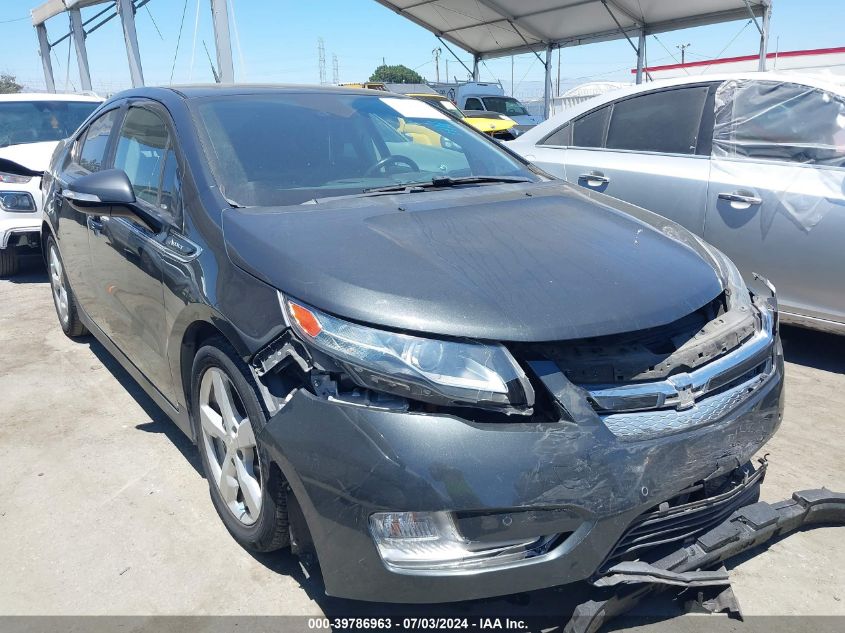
62;168;135;206
62;169;160;233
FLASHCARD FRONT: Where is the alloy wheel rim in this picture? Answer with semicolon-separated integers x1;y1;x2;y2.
198;367;263;526
49;245;69;325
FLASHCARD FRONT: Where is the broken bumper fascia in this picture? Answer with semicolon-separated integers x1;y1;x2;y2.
256;342;784;603
567;488;845;633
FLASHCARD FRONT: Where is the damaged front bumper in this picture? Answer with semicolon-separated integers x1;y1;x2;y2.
568;487;845;633
256;324;785;603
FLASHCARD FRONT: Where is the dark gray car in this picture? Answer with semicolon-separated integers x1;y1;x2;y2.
39;85;783;602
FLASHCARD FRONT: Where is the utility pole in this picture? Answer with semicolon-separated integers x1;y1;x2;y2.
332;53;339;84
510;56;514;96
556;48;561;96
432;47;441;83
445;58;449;82
677;43;691;65
318;37;326;84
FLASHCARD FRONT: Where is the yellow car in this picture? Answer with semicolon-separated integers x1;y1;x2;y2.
407;93;517;140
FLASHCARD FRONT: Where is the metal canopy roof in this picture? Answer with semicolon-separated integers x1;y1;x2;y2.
375;0;770;60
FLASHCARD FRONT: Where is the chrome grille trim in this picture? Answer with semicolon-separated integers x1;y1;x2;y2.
600;368;774;440
585;307;775;414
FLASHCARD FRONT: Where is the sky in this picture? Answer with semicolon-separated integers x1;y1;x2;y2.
0;0;843;100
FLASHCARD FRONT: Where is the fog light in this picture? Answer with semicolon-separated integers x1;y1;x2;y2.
369;511;556;571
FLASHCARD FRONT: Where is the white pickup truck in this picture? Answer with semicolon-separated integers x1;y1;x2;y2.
0;93;101;276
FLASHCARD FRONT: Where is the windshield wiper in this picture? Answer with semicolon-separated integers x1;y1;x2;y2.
363;175;531;194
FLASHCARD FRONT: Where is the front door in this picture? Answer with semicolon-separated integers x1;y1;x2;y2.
560;87;714;234
86;103;182;403
704;79;845;327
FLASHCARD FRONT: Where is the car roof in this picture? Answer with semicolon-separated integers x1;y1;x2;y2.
162;83;397;99
514;70;845;146
0;92;103;102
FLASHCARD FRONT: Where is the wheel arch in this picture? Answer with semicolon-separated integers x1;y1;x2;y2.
170;305;253;441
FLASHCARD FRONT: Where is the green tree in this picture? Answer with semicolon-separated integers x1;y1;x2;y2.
0;74;22;94
369;64;424;84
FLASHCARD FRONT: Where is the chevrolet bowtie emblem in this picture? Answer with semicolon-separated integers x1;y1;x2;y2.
669;374;697;410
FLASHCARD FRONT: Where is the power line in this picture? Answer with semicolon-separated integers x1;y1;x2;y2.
188;0;201;81
700;20;753;73
145;4;164;40
229;0;247;79
0;16;29;24
170;0;190;84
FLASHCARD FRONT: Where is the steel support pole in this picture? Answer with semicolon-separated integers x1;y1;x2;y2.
36;23;56;93
758;2;772;71
69;8;92;91
544;44;553;119
635;29;646;84
116;0;144;87
472;55;480;81
210;0;235;83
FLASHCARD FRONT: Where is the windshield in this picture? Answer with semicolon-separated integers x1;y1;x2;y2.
482;96;529;117
0;101;99;148
193;93;535;206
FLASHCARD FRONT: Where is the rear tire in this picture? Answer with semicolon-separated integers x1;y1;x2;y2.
191;337;290;553
0;248;19;277
46;236;87;338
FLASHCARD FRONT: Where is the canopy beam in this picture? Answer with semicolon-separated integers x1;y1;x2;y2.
116;0;144;87
209;0;235;83
543;44;553;119
757;1;772;71
35;23;56;93
69;8;93;91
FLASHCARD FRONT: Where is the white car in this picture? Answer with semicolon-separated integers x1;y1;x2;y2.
0;93;102;276
510;72;845;334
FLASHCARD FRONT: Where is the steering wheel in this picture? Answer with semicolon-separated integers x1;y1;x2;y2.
364;154;420;177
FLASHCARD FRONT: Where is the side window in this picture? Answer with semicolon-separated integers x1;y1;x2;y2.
113;107;179;220
606;87;709;155
78;109;118;172
539;122;571;147
715;80;845;167
572;105;610;148
464;97;483;110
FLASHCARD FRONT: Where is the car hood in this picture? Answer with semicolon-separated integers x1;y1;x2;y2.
222;181;724;341
0;140;60;173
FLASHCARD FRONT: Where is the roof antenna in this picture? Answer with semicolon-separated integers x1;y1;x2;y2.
203;40;220;83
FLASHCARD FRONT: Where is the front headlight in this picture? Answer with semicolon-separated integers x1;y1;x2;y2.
0;191;36;212
282;296;534;413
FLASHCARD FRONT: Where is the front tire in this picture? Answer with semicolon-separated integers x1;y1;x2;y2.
0;247;19;277
191;338;290;552
46;236;87;338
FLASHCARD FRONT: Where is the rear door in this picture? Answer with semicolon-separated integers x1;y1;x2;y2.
52;106;121;314
704;79;845;327
86;102;183;402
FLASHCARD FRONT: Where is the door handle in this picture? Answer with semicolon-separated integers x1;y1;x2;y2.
718;191;762;207
579;171;610;187
86;215;104;235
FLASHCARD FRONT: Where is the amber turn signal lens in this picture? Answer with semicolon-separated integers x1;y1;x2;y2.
288;301;322;337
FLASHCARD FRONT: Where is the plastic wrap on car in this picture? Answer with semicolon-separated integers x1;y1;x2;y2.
712;78;845;232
